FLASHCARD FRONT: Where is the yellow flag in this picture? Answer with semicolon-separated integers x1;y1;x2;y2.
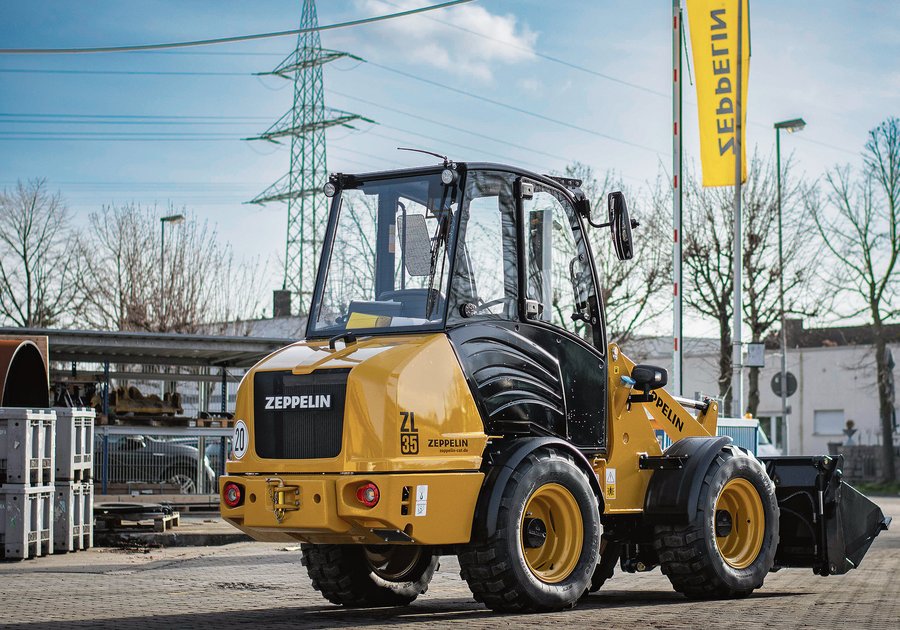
686;0;750;187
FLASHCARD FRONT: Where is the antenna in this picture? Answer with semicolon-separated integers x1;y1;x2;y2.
397;147;453;167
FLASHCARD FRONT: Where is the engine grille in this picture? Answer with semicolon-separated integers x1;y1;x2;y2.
253;369;348;459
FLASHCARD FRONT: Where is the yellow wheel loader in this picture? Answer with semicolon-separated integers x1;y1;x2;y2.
219;161;890;612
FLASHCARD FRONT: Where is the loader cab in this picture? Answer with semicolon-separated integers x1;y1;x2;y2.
309;163;609;452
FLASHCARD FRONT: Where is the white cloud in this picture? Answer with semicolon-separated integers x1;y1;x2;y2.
355;0;537;81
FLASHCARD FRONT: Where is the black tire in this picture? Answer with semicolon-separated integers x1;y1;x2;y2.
301;544;438;607
458;447;601;613
163;466;197;494
654;446;779;599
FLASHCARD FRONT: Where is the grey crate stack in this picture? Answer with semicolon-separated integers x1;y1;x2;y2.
0;408;55;559
53;408;95;553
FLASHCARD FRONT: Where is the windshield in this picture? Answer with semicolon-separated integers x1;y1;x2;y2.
309;172;458;336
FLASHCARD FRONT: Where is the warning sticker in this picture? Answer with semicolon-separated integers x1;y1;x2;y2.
415;484;428;517
605;468;616;500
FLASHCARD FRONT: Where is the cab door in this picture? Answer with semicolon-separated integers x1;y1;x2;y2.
446;171;607;452
515;177;608;451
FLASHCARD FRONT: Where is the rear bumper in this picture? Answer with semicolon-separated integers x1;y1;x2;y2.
219;471;484;545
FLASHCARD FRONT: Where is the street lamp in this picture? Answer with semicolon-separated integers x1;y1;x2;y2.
774;118;805;454
160;214;185;325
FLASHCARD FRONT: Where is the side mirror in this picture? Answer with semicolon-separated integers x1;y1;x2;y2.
608;191;635;261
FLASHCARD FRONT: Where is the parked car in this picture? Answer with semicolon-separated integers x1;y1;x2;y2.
97;434;216;493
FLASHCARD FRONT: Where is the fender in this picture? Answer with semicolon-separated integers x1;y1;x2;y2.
644;436;731;524
472;437;602;540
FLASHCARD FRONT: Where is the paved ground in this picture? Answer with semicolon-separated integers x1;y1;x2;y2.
1;496;897;629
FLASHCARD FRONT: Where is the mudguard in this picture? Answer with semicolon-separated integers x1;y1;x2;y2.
643;435;732;524
472;437;602;540
761;455;891;575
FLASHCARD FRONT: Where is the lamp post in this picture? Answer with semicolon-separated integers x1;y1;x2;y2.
160;214;185;326
774;118;805;454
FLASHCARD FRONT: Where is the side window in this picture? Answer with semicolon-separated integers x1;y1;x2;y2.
448;171;518;322
524;188;597;339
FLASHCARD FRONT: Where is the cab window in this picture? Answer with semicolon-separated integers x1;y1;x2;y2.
523;186;598;343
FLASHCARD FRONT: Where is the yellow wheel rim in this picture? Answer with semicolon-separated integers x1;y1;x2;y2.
520;483;583;583
714;478;765;569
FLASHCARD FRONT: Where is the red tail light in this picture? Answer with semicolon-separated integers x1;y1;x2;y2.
223;482;243;508
356;482;380;508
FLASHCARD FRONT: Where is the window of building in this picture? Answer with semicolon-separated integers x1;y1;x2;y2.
813;409;845;435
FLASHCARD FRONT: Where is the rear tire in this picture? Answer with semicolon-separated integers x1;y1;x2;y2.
458;447;600;612
301;544;438;607
654;446;779;599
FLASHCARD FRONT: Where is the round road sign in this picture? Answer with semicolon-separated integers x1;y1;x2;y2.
771;371;798;398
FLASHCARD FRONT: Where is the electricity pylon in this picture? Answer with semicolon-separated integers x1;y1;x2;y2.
248;0;371;316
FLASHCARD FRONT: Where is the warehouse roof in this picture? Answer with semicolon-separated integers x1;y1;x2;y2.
0;327;296;368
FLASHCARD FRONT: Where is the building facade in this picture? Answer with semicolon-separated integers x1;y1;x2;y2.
624;320;900;456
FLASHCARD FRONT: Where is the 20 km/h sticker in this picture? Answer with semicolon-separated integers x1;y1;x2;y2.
232;420;248;459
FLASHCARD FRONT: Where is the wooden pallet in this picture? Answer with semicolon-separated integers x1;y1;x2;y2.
193;415;236;428
95;511;180;533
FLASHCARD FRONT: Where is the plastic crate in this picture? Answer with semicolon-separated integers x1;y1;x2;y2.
53;480;93;552
0;408;55;486
0;484;54;559
54;408;94;482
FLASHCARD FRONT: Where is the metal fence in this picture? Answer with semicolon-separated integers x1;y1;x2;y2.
94;426;232;495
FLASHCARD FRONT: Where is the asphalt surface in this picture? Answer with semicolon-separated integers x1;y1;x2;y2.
1;496;897;629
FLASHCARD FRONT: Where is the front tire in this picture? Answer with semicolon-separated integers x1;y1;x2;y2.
459;447;601;612
654;446;779;599
301;544;438;607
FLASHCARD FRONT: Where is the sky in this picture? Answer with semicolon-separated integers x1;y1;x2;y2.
1;0;898;336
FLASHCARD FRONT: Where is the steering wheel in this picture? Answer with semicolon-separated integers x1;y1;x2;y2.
475;297;514;314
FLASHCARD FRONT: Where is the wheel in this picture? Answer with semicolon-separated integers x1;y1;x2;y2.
164;468;196;494
458;447;600;613
301;544;438;607
654;446;779;599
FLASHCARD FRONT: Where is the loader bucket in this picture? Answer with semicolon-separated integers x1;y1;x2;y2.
760;455;891;576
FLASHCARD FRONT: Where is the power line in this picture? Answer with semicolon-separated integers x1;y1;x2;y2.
377;0;670;99
0;112;268;120
325;89;575;164
0;68;249;76
0;1;476;54
365;61;665;156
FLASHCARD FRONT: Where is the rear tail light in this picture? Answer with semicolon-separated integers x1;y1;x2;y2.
356;482;380;508
223;482;243;508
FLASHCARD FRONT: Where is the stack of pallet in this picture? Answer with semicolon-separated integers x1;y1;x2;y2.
53;408;94;553
0;409;55;559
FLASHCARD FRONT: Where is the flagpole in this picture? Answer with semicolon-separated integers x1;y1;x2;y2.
731;0;744;417
672;0;684;396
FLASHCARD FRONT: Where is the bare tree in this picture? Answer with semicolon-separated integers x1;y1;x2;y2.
0;179;76;327
565;163;671;345
75;204;264;333
809;117;900;481
682;152;818;414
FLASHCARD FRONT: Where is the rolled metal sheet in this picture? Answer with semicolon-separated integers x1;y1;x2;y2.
0;338;49;407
